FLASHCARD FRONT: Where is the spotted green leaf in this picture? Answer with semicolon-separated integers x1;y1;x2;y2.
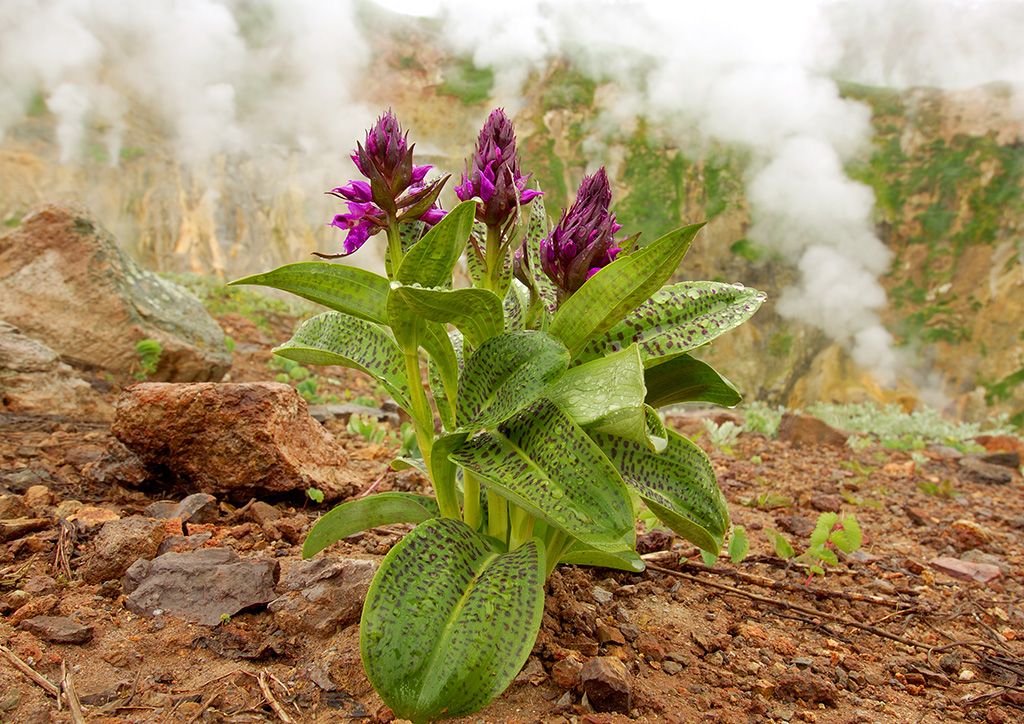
229;262;389;324
449;400;635;552
397;200;476;289
392;284;504;350
558;541;646;573
643;354;742;408
546;344;645;429
549;223;704;358
575;281;766;367
361;518;545;723
456;331;569;431
591;429;730;555
274;312;410;409
429;330;463;431
302;493;440;559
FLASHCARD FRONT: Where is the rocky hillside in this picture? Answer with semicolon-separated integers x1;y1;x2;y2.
1;18;1021;426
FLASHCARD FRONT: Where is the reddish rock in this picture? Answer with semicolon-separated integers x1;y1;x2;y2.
774;671;840;705
975;434;1024;455
551;658;582;690
269;557;378;636
0;201;231;381
778;413;849;447
80;515;166;584
111;382;360;502
580;656;632;713
930;556;1002;583
19;615;94;644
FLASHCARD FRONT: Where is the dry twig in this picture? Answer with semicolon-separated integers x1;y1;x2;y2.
61;660;87;724
0;644;61;699
257;671;296;724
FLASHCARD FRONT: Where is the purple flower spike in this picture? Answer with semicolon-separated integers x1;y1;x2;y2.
329;202;388;255
455;108;540;228
539;167;624;299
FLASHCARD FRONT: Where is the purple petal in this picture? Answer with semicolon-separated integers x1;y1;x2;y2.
332;180;373;203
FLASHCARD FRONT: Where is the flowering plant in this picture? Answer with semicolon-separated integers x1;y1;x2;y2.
233;109;764;722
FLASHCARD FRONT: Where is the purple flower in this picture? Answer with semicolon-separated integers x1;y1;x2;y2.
455;108;540;228
322;110;449;258
539;167;624;299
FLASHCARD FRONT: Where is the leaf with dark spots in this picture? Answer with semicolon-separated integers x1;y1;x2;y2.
302;493;440;559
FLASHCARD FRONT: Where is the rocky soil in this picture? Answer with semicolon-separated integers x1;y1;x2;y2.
2;307;1023;724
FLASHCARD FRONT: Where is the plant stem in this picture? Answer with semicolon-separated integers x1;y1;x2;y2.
483;224;504;292
544;530;572;578
462;469;482;531
385;220;404;276
508;503;535;551
487;493;508;546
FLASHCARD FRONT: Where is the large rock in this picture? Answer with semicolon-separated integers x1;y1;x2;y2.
269;557;379;636
80;515;166;584
0;321;112;418
111;382;360;502
0;201;231;381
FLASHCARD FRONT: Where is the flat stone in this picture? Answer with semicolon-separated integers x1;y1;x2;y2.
111;382;359;502
581;656;632;713
18;615;94;644
930;556;1002;583
958;456;1014;485
0;494;31;520
778;414;849;447
0;518;50;543
774;671;840;705
269;557;378;636
596;625;625;646
551;658;582;689
978;451;1021;469
0;465;57;494
145;493;219;525
79;515;165;584
124;548;280;626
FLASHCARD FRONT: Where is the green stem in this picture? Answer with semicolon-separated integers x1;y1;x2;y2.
462;469;482;531
544;530;571;577
482;223;504;291
402;348;457;520
487;493;508;546
508;503;535;551
385;219;404;277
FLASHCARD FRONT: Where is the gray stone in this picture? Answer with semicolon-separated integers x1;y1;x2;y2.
124;548;280;626
959;456;1014;485
269;557;379;636
156;531;212;556
80;515;165;584
0;493;31;520
592;585;613;604
0;465;56;494
19;615;94;644
0;201;231;381
145;493;218;525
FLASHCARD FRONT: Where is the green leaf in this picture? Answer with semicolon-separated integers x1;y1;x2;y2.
449;401;635;552
302;493;440;558
503;279;531;332
830;515;862;554
728;526;749;564
361;518;545;723
644;354;742;409
230;262;388;323
393;284;504;349
812;546;840;566
386;285;424;350
591;429;730;555
274;312;410;409
765;529;795;559
700;550;718;567
520;194;558;314
390;457;428;475
559;542;645;573
575;281;766;367
547;344;645;428
396;200;476;288
548;223;704;358
456;331;569;430
428;329;462;431
809;512;839;549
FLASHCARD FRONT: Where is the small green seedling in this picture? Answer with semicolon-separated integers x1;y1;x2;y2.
800;513;862;583
348;414;389;445
917;479;955;498
701;419;742;452
700;525;749;566
306;487;325;504
135;338;163;379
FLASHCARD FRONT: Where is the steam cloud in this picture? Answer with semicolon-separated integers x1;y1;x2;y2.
2;0;1021;383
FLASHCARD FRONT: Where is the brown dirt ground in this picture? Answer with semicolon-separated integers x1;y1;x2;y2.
2;308;1023;724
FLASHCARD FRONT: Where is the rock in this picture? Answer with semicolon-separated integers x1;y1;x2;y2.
306;403;400;427
0;464;57;494
0;518;50;543
248;501;283;527
596;625;626;646
269;557;378;636
930;556;1002;583
777;413;849;447
84;440;151;488
66;506;121;532
810;494;842;513
0;493;31;519
959;456;1014;485
1;589;31;614
145;493;218;525
18;615;94;644
22;576;58;596
124;548;280;626
80;515;165;584
264;514;306;545
112;382;360;502
23;485;55;511
774;671;840;705
975;435;1024;455
157;531;212;556
592;585;614;604
978;451;1021;470
662;660;683;675
9;594;59;625
0;201;231;381
0;321;111;418
580;656;632;713
551;657;582;689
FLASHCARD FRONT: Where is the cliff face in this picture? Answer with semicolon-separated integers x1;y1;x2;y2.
1;26;1022;425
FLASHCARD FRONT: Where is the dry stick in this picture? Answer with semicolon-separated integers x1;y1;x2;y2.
646;553;920;609
61;660;87;724
258;671;296;724
182;689;223;724
647;563;933;652
0;644;61;699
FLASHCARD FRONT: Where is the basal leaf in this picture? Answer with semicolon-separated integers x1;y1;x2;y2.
549;223;704;358
449;400;635;552
428;329;463;431
503;279;531;332
396;200;476;288
643;354;742;409
591;429;730;554
456;331;569;430
558;541;646;573
546;344;645;429
230;262;388;323
274;312;410;409
393;284;504;349
361;518;545;723
575;281;766;367
302;493;439;558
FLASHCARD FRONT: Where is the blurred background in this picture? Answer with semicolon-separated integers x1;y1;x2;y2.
2;0;1023;424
